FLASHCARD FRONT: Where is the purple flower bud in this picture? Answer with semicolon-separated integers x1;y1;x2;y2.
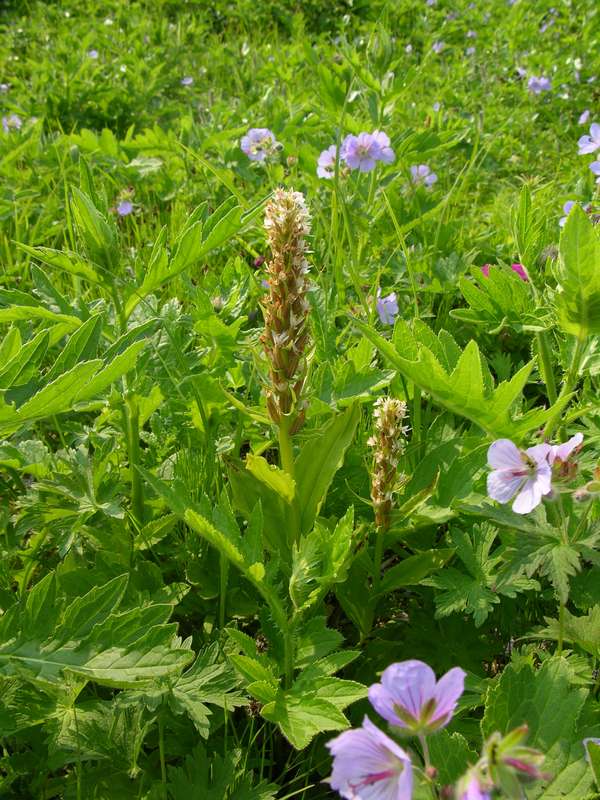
559;200;577;227
579;109;591;125
481;264;492;277
510;262;529;281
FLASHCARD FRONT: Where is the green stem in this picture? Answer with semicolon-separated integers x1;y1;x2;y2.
219;555;229;630
543;337;586;441
158;714;167;800
124;393;144;528
412;384;422;460
557;599;565;656
372;528;385;594
283;617;295;689
419;733;431;769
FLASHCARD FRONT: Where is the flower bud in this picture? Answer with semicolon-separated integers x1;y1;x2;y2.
483;726;549;796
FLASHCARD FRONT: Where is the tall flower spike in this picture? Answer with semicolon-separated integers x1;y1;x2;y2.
368;397;409;531
260;188;312;433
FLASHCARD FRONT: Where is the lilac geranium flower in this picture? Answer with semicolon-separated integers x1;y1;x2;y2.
117;200;133;216
432;40;445;54
368;660;466;734
528;76;552;94
1;113;22;132
590;161;600;183
487;439;552;514
317;144;337;179
376;291;398;326
0;83;9;93
466;46;476;56
87;49;99;59
578;122;600;154
559;200;577;227
340;133;380;172
181;76;193;86
327;716;413;800
240;127;279;162
579;109;590;125
410;164;438;186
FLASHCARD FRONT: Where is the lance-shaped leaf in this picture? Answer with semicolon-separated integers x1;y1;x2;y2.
556;203;600;339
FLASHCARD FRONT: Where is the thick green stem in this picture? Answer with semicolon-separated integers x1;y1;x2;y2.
536;331;558;406
278;415;301;546
543;337;586;440
419;733;431;769
283;617;295;689
372;528;385;594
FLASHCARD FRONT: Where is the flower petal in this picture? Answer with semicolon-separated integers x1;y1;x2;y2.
379;660;436;719
512;477;545;513
432;666;466;724
550;432;583;464
487;439;523;470
487;470;523;503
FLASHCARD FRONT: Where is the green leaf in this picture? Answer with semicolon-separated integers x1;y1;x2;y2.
428;730;479;784
294;404;360;534
482;657;595;799
556;204;600;338
245;454;296;504
16;244;102;285
351;318;570;440
0;574;193;688
378;549;453;595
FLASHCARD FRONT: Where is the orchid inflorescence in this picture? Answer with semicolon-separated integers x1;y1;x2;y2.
368;397;409;532
260;187;312;432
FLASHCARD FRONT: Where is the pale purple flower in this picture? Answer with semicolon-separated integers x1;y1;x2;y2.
117;200;133;216
578;123;600;155
467;30;477;38
327;716;413;800
240;127;280;162
376;291;398;326
410;164;438;186
87;49;99;59
511;262;529;281
426;0;437;6
590;161;600;183
487;439;552;514
181;76;193;86
341;133;378;172
515;66;527;78
0;83;9;93
433;102;441;112
317;145;337;179
579;109;591;125
2;113;22;132
559;200;577;227
432;40;445;54
372;130;395;164
466;47;476;56
368;660;466;733
528;76;552;94
548;432;583;465
405;43;413;54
